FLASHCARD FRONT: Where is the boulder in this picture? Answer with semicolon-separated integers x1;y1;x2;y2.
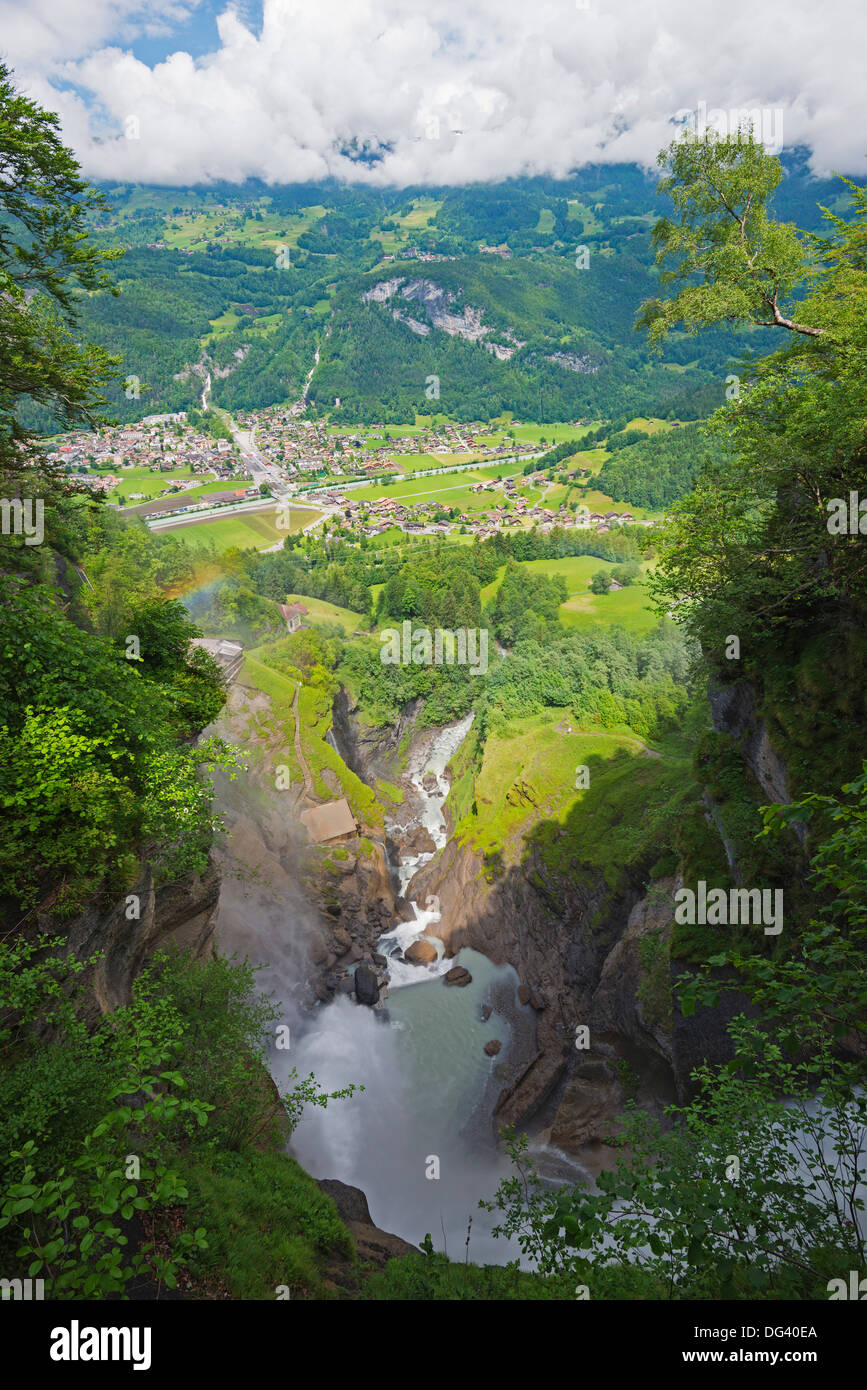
309;931;330;965
480;1004;492;1022
404;939;437;965
517;984;531;1005
315;1180;416;1266
332;927;353;954
444;966;472;987
354;964;380;1006
484;1039;502;1057
421;774;440;793
337;975;354;994
402;825;437;856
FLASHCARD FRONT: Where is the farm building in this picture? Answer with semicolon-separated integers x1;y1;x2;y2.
301;798;357;844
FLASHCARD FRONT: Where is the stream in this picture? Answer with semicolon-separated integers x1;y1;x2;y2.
288;712;530;1263
208;689;570;1264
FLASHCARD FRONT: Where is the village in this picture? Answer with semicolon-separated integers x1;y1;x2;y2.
43;412;255;512
305;472;647;541
44;406;654;542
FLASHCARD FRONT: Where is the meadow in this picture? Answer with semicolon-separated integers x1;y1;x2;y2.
284;594;364;633
155;504;320;550
482;555;657;634
452;711;656;866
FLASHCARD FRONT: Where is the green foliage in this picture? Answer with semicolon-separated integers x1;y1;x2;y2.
0;941;359;1298
178;1150;353;1299
488;559;567;642
637;132;821;343
366;1250;571;1300
481;622;692;741
0;61;121;474
647;160;867;666
0;576;235;915
597;423;730;510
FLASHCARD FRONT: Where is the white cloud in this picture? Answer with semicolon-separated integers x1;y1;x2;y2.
2;0;865;186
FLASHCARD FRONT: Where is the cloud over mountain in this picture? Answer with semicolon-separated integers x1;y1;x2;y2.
3;0;865;185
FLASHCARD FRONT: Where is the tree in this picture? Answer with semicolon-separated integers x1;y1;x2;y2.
0;62;121;479
636;131;824;343
590;570;612;594
642;141;867;661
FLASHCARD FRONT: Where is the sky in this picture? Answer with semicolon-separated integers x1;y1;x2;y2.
1;0;864;187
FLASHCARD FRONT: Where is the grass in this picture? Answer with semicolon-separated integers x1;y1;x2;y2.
180;1149;353;1300
123;478;256;511
242;642;385;831
155;505;321;550
480;565;507;605
367;1252;572;1300
105;464;197;501
349;467;505;504
454;712;643;867
285;594;364;633
507;423;594;444
559;584;657;634
481;556;657;635
163;204;328;254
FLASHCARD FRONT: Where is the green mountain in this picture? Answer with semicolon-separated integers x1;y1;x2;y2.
22;157;844;430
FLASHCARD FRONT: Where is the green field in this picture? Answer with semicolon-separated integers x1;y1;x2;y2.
163;204;328;255
454;712;651;865
371;197;442;253
482;555;657;634
284;594;364;633
104;465;196;501
559;583;657;633
349;463;519;508
156;504;321;550
120;478;251;510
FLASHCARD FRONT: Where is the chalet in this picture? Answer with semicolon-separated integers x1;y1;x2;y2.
280;601;308;633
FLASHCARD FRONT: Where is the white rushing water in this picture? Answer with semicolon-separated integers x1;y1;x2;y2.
287;711;532;1263
377;711;474;987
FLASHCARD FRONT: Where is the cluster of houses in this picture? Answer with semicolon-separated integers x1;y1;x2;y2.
303;469;651;542
230;410;540;482
46;414;252;513
49;414;239;479
378;246;459;265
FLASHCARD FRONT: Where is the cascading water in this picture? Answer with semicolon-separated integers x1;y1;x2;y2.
286;712;531;1263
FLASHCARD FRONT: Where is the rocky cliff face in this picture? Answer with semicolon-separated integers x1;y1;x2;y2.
708;676;799;828
408;830;683;1169
64;856;221;1022
210;682;404;1012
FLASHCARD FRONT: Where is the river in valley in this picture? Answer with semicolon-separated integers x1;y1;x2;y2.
288;713;532;1264
211;696;545;1265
